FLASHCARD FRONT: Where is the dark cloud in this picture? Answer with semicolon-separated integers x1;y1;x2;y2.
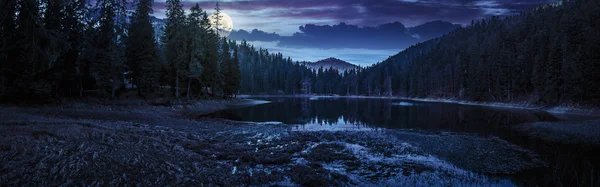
280;22;416;49
228;21;461;49
229;29;280;42
153;0;556;26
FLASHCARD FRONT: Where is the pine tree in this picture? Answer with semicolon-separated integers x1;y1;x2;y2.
127;0;160;97
201;26;220;96
87;0;125;98
0;0;17;96
62;0;88;97
184;3;210;99
11;0;64;98
230;44;241;96
544;37;563;104
220;37;233;97
163;0;187;98
213;2;223;37
44;0;68;97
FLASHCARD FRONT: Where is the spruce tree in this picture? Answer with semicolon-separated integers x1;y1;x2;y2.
0;0;17;96
163;0;187;98
44;0;69;97
220;37;232;97
230;45;241;96
184;4;209;99
127;0;160;97
87;0;125;98
201;29;220;96
62;0;87;97
12;0;64;97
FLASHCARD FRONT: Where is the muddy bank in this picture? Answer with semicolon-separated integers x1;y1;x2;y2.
0;102;544;186
389;131;546;174
179;99;271;116
516;120;600;146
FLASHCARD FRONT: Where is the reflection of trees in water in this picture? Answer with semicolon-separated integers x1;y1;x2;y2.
232;98;558;134
226;98;598;186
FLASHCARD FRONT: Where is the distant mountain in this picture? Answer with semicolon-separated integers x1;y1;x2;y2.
303;58;359;72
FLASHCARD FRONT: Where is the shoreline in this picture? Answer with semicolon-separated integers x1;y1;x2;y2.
239;95;600;116
1;99;598;186
0;101;532;186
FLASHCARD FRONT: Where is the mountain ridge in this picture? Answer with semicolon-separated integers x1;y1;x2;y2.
302;58;359;72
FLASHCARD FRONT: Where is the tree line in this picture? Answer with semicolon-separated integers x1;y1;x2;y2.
0;0;242;101
245;0;600;106
2;0;598;106
362;0;600;105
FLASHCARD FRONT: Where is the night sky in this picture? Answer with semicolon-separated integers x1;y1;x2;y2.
152;0;557;66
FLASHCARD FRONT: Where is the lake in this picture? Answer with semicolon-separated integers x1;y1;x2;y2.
205;96;600;186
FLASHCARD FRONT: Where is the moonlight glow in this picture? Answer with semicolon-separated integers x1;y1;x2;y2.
209;12;233;37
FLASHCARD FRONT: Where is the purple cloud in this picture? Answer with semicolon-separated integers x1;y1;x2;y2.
152;0;556;32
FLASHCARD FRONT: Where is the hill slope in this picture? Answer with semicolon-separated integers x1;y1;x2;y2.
303;58;359;72
362;0;600;105
407;20;462;41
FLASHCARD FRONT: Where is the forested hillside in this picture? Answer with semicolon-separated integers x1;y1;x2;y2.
362;0;600;105
2;0;597;106
237;0;600;105
0;0;246;100
0;0;352;99
302;58;359;73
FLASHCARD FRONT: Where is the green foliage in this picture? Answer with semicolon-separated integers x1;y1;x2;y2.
86;0;127;98
2;0;66;98
200;28;220;96
360;0;600;105
127;0;160;97
222;40;241;97
0;0;18;96
163;0;187;98
1;0;598;106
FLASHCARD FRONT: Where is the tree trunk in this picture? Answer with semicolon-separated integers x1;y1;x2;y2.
186;78;191;99
175;72;179;98
79;80;83;97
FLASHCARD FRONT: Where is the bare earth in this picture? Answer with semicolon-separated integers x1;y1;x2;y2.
0;100;547;186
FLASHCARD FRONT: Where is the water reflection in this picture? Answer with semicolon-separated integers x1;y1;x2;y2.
203;97;600;186
207;97;560;135
292;116;378;131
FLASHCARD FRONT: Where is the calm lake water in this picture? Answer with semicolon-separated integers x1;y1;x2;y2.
206;96;600;186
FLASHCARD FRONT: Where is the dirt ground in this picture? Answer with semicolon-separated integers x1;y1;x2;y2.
0;100;546;186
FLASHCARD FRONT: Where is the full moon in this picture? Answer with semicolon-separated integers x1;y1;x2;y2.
208;12;233;37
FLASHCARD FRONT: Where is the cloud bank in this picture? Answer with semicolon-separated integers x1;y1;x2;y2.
229;21;462;50
152;0;555;35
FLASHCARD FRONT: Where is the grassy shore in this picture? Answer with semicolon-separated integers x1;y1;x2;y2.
0;99;549;186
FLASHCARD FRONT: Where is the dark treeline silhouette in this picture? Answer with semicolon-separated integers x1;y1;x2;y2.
362;0;600;105
2;0;599;106
236;49;360;95
240;0;600;106
0;0;244;100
